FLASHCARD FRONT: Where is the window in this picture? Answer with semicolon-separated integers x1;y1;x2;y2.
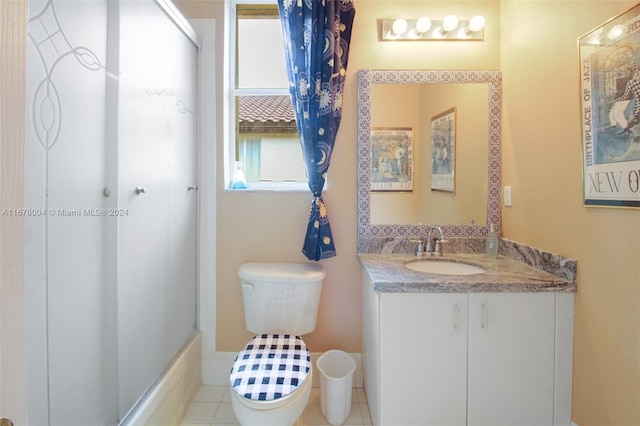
228;2;307;190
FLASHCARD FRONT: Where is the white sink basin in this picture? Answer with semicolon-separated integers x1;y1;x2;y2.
404;259;486;275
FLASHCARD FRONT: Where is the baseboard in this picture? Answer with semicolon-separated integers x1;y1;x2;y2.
120;333;202;425
203;350;363;388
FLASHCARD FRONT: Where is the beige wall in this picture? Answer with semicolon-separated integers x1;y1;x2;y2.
174;1;639;424
173;0;499;354
500;2;640;425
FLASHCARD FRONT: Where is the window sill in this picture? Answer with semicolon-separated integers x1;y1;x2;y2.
224;182;310;192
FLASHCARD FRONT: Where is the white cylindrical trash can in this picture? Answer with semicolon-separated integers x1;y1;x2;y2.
316;350;357;426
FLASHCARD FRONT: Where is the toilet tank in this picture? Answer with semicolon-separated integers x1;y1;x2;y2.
238;262;326;336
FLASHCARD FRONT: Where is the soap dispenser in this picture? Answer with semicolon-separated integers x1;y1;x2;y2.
486;223;499;258
230;161;247;189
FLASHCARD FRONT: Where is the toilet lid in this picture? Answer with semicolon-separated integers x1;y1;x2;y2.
230;334;311;402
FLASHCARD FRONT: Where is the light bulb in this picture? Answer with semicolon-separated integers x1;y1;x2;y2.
415;17;432;33
469;15;485;32
442;15;459;32
392;18;408;35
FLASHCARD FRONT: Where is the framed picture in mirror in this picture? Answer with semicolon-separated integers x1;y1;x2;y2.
370;127;413;191
578;3;640;208
430;107;456;192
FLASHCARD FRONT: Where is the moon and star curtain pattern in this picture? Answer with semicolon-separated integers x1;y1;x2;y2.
277;0;355;261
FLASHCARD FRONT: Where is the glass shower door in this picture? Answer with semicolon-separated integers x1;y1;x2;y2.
24;0;118;424
116;0;198;418
24;0;199;424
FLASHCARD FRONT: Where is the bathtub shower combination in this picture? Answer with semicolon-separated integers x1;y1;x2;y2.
23;0;200;424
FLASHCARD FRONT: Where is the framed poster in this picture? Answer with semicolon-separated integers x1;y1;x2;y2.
430;107;456;192
578;4;640;208
370;127;413;191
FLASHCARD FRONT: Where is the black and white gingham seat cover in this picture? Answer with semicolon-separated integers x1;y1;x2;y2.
230;334;311;401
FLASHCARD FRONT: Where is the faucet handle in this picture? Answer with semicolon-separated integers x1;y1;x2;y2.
409;239;425;257
434;239;448;256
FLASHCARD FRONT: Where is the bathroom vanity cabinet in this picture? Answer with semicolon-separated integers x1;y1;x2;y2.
356;68;577;426
361;262;574;426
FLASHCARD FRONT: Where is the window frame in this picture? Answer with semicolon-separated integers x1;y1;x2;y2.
225;0;309;192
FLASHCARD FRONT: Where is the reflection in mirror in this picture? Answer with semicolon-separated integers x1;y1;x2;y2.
370;83;488;226
357;69;502;241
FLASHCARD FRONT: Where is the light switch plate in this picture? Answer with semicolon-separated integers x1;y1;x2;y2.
504;186;512;207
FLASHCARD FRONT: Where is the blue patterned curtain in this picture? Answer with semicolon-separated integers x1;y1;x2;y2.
277;0;355;261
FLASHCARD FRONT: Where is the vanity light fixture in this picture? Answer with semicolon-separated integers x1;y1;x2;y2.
381;15;485;41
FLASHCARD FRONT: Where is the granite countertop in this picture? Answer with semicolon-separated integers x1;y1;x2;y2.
358;253;576;293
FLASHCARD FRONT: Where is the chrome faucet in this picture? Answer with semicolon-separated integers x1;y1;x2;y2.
410;225;447;257
426;226;447;257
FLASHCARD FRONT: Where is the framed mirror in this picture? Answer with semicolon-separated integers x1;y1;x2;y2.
357;69;502;240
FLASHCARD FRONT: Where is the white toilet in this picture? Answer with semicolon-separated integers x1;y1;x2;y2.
229;262;326;426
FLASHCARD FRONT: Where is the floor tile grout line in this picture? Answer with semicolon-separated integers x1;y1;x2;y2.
184;384;371;426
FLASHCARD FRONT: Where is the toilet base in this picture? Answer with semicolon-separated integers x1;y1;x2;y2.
230;369;313;426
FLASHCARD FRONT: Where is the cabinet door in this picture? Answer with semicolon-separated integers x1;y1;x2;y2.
468;293;555;426
380;293;468;426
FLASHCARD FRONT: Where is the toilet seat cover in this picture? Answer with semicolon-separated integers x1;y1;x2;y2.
230;334;311;402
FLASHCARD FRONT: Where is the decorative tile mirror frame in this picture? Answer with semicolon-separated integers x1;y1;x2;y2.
357;69;502;241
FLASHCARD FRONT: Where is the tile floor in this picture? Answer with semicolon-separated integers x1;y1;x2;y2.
181;384;372;426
